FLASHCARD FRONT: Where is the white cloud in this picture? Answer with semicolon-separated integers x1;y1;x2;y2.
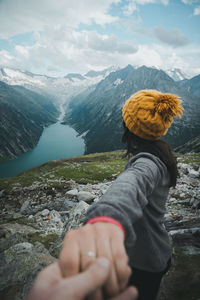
151;43;200;77
123;2;137;16
129;0;168;4
181;0;192;3
0;27;138;75
181;0;199;4
128;45;163;67
122;0;169;15
1;36;200;78
15;45;30;58
194;5;200;15
0;0;120;38
0;0;199;78
154;27;189;48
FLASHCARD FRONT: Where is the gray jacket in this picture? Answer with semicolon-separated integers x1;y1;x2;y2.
84;152;172;272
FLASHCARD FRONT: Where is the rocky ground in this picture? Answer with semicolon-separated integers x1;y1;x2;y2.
0;151;199;300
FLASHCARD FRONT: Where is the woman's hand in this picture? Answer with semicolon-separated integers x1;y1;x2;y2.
27;258;138;300
59;222;131;299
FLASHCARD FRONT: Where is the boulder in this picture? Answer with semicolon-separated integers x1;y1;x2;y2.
0;242;55;300
77;191;95;203
63;201;90;233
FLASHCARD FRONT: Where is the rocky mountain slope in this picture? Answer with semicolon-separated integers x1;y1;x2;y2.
175;136;200;154
64;65;200;154
165;68;189;82
178;74;200;98
0;151;199;300
0;67;116;104
0;81;58;160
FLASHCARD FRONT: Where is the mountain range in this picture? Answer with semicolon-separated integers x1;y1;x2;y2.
63;65;200;154
0;65;199;161
0;67;117;104
0;67;116;160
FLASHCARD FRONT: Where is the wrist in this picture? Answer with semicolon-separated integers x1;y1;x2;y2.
86;216;125;238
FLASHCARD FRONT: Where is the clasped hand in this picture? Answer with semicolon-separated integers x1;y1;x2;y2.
59;222;132;299
27;222;137;300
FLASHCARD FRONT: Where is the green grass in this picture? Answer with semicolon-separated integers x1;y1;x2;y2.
176;152;200;165
0;150;127;192
0;151;199;194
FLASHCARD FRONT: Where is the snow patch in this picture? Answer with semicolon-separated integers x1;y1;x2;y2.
166;68;189;81
113;78;123;86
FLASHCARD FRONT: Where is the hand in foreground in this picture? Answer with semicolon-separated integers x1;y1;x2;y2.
59;223;131;299
27;258;138;300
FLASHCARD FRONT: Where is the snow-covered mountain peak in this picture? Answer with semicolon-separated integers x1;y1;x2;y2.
166;68;189;81
0;67;115;104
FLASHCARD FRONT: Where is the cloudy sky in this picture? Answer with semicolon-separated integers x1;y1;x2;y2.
0;0;200;77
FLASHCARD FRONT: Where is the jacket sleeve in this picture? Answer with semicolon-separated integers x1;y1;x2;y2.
84;157;161;248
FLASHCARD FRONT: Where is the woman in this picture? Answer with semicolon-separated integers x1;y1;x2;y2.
59;90;183;300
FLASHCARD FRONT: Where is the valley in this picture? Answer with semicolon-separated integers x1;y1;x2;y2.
0;65;200;167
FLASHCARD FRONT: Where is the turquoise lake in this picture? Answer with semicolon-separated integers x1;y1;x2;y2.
0;122;85;178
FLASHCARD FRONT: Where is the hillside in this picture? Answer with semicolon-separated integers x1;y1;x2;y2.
0;150;199;300
0;81;58;160
178;74;200;98
175;136;200;154
64;65;200;154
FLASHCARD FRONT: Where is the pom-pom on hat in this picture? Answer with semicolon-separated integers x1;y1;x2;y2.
122;90;183;140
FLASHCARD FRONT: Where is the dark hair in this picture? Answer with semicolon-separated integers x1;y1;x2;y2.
122;122;178;187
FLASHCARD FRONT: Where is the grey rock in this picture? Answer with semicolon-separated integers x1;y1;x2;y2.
41;209;50;217
65;189;79;197
0;190;5;197
35;210;64;235
188;169;200;179
181;245;200;255
0;222;39;252
192;199;200;209
178;163;189;175
74;200;90;216
20;200;30;214
169;227;200;236
0;242;55;300
193;165;199;171
63;201;90;233
77;191;95;203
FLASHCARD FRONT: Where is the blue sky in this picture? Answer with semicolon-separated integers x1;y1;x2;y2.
0;0;199;77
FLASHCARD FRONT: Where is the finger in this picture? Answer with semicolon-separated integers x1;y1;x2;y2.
59;229;81;277
94;224;119;297
111;235;131;291
109;286;138;300
86;288;104;300
79;224;97;271
27;262;62;300
61;258;110;299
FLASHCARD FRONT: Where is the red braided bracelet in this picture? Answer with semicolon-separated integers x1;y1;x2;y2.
86;216;125;238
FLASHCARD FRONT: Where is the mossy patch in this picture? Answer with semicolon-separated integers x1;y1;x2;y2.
0;151;198;194
27;233;59;250
0;150;127;192
176;152;200;165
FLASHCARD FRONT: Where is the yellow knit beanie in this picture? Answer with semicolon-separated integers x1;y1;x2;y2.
122;90;183;140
